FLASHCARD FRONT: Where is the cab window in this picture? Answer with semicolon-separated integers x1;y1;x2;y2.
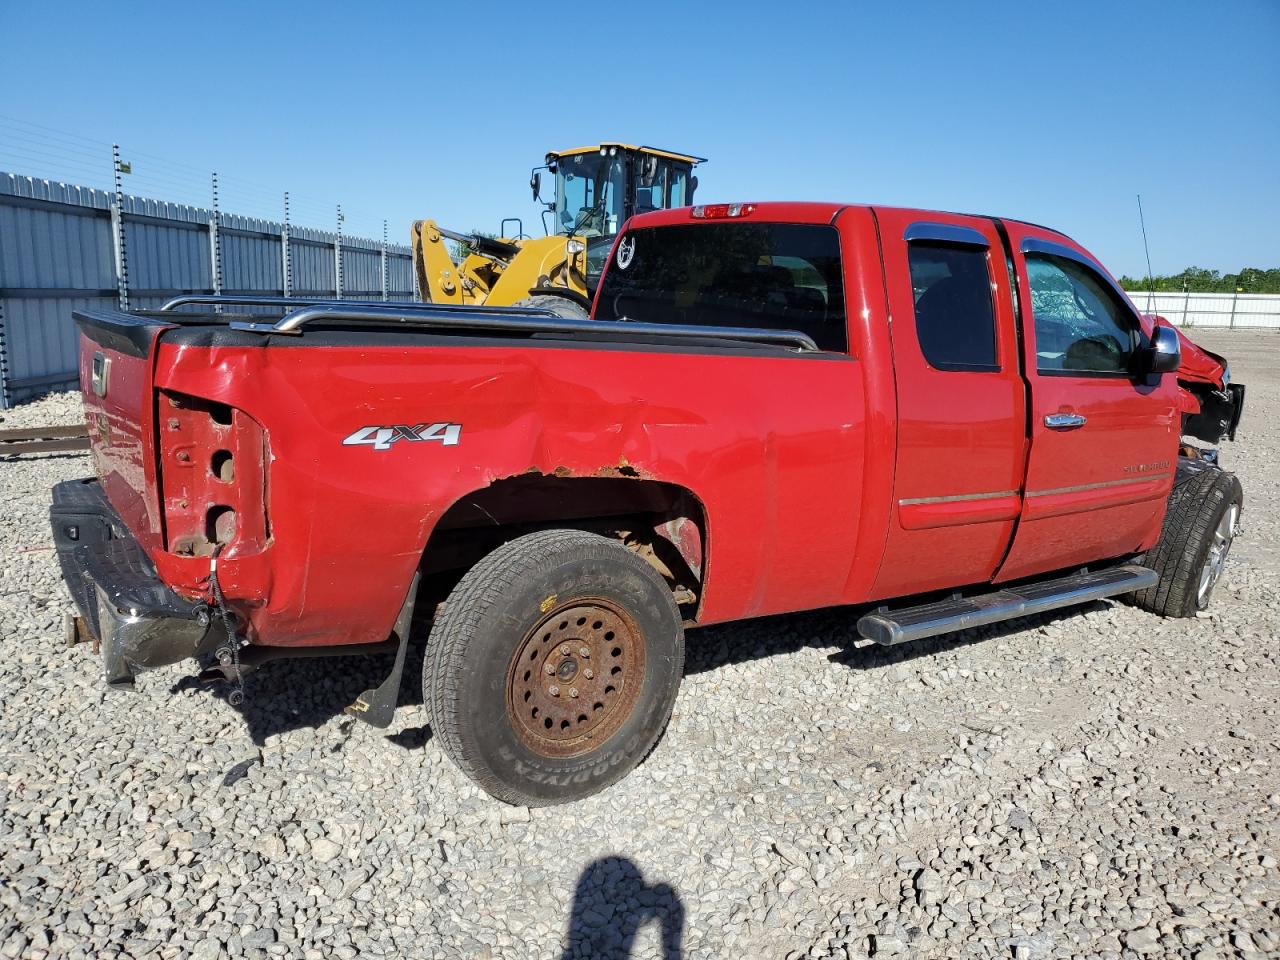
1026;254;1137;374
595;222;847;352
906;243;998;371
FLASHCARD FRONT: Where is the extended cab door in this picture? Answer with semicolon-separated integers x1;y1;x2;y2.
868;210;1027;599
994;222;1181;581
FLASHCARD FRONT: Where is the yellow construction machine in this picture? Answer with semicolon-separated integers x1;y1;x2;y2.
411;143;704;318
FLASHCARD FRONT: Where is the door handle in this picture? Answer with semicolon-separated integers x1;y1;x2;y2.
1044;412;1087;430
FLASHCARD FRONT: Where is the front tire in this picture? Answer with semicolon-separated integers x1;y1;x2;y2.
423;529;684;805
1131;462;1243;617
512;293;590;320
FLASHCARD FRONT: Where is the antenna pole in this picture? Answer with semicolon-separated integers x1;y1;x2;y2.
1137;194;1156;313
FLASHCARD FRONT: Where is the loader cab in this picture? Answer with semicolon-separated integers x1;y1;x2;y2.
535;143;704;282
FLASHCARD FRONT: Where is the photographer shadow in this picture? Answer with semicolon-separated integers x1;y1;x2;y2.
560;857;684;960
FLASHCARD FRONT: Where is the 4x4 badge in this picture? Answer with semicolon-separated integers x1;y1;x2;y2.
342;423;461;451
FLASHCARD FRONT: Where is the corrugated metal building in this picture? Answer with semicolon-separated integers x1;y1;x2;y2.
0;172;416;407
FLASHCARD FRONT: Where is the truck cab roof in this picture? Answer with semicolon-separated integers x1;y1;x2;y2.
627;200;1069;240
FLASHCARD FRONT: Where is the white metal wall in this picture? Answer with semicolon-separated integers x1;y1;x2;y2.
0;172;416;406
1123;291;1280;330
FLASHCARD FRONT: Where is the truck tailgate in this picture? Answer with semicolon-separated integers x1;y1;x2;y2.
73;309;175;553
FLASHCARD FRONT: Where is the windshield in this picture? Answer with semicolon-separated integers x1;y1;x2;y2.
555;152;626;238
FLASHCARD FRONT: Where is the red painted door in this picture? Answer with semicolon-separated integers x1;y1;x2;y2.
995;222;1181;582
868;209;1026;599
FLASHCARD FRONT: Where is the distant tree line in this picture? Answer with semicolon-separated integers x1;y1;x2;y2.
1117;266;1280;294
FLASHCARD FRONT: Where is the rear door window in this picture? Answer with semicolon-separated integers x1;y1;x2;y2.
906;243;998;371
595;222;847;352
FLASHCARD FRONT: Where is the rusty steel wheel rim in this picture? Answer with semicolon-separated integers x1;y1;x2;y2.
506;597;646;759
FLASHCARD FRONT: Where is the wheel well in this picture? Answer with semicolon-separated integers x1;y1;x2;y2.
421;474;707;621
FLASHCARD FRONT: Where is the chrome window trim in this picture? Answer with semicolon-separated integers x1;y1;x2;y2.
903;222;990;247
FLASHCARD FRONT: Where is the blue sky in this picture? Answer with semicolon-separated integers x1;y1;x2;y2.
1;0;1276;277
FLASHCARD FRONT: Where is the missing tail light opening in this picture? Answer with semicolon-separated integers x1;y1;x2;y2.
211;449;234;483
157;390;267;557
206;506;237;545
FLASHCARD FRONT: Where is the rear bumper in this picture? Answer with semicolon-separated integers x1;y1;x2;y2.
50;478;224;688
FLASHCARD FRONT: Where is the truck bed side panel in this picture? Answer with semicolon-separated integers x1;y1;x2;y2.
153;336;868;646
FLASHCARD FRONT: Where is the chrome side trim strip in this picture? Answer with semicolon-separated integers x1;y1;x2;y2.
1025;474;1172;498
899;490;1018;506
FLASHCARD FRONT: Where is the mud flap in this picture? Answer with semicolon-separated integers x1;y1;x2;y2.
344;571;420;729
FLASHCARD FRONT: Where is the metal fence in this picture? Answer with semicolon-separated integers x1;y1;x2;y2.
1123;290;1280;330
0;172;417;407
4;165;1277;409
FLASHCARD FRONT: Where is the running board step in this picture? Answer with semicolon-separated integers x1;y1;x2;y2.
856;564;1158;646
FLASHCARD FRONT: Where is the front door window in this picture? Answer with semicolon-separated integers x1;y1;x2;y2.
1026;254;1137;375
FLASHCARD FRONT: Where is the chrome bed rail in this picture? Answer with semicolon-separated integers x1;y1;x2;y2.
157;295;821;352
158;294;559;317
225;303;821;352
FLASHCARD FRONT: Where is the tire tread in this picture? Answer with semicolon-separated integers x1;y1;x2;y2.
512;294;590;321
423;528;682;805
1131;465;1242;617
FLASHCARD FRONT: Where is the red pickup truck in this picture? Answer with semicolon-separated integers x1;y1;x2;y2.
52;201;1245;805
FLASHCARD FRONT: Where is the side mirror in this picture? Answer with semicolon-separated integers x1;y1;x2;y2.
530;171;542;202
1145;324;1181;375
688;175;699;203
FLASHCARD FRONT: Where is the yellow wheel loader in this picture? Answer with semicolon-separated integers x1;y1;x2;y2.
411;143;704;318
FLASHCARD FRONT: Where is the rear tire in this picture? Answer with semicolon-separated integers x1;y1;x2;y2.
423;529;684;805
512;294;590;320
1130;462;1242;617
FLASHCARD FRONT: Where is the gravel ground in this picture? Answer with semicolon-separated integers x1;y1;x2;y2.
1;330;1278;960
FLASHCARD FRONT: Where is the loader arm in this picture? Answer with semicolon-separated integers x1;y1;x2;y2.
411;218;590;309
411;219;489;305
